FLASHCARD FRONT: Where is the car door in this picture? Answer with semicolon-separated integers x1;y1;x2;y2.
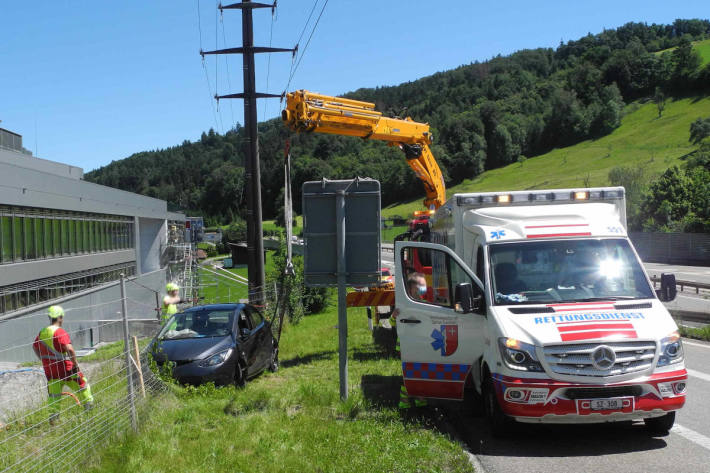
245;306;270;372
395;241;486;400
236;308;259;375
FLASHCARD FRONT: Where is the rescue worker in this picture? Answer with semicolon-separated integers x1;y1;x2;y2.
32;306;94;425
162;283;184;323
393;272;428;409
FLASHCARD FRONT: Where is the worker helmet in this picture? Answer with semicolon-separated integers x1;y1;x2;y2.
166;282;180;292
48;306;65;320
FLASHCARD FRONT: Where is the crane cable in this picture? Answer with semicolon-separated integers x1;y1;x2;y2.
271;141;294;346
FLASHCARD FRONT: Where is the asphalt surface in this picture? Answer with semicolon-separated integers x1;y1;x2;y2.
435;338;710;473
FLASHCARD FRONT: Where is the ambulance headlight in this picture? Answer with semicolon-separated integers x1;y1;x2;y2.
657;331;683;367
498;338;543;372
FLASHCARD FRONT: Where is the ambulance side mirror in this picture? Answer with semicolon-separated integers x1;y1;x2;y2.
657;273;677;302
455;283;479;314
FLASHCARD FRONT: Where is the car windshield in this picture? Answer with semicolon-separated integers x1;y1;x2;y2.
489;238;654;305
158;309;234;339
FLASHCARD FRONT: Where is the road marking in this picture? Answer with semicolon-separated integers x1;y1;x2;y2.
683;340;710;349
672;424;710;451
687;368;710;382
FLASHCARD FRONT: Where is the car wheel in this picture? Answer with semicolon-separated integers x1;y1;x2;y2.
269;343;279;372
234;362;247;389
644;411;675;435
483;376;514;437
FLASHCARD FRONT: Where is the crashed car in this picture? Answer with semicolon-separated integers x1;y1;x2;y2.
150;303;277;386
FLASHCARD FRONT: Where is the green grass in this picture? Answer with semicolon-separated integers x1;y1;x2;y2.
679;324;710;341
83;306;474;473
654;39;710;67
696;39;710;67
262;216;303;237
382;95;710;218
198;252;276;304
382;224;408;243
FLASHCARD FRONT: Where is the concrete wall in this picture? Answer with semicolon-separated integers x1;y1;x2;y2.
139;218;166;274
0;152;166;219
0;269;166;363
0;250;136;286
0;148;83;180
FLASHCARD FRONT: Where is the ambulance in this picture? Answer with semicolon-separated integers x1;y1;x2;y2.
394;187;686;435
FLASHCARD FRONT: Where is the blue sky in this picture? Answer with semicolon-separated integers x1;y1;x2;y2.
1;1;708;172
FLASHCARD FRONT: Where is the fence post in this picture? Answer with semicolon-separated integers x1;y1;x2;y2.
120;274;138;432
155;291;162;321
132;335;146;398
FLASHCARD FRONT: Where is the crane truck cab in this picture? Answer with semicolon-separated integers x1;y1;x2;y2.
394;187;686;436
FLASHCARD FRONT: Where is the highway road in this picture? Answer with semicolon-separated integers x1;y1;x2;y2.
434;338;710;473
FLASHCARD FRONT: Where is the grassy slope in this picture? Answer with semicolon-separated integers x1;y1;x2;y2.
85;306;473;473
655;39;710;66
383;95;710;218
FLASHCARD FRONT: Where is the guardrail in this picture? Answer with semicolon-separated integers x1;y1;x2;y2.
382;243;394;253
650;275;710;294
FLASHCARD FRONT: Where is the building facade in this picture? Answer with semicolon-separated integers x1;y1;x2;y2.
0;130;185;362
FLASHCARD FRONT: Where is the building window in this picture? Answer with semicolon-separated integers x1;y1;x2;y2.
0;206;135;265
0;262;137;315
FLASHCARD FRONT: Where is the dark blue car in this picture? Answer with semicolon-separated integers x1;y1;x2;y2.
150;303;278;386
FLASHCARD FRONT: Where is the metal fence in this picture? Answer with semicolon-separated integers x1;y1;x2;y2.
629;232;710;266
0;276;168;473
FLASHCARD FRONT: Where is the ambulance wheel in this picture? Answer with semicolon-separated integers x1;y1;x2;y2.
644;411;675;435
483;376;514;437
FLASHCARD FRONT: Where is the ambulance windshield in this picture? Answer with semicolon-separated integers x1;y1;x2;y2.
489;238;654;305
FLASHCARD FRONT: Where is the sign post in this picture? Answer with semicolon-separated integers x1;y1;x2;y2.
302;178;381;400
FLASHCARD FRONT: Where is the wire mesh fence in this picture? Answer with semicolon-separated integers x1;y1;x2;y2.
0;277;169;473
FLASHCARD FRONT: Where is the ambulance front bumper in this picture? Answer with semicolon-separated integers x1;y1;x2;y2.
492;369;687;424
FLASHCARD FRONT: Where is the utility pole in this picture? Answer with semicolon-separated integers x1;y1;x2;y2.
201;1;295;305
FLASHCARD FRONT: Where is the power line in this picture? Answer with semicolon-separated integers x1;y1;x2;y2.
219;10;236;127
283;0;329;95
197;0;222;133
261;2;277;124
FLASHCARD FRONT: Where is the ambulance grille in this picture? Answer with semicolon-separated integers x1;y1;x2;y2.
543;341;657;377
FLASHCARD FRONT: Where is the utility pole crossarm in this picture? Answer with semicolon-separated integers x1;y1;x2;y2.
219;1;274;10
216;92;282;100
201;46;296;56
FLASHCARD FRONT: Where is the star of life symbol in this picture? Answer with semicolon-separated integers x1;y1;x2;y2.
430;325;459;356
490;230;506;240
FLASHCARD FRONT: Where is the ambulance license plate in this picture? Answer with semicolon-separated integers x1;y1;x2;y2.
589;399;623;410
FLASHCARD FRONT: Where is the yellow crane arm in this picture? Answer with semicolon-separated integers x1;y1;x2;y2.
282;90;446;210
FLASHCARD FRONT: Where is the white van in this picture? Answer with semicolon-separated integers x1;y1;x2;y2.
394;187;686;435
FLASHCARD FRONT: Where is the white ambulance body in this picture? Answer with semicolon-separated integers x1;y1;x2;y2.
394;187;686;435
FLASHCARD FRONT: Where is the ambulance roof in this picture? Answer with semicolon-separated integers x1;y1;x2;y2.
462;202;626;243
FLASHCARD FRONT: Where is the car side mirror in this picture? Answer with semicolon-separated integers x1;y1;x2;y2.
455;283;482;314
656;273;677;302
240;328;251;339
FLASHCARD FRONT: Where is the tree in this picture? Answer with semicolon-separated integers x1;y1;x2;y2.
654;87;666;118
689;117;710;145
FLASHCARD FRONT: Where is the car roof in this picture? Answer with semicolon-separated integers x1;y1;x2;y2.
183;303;243;312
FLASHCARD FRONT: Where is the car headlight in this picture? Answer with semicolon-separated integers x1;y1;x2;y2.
498;338;544;372
199;348;233;367
657;331;684;367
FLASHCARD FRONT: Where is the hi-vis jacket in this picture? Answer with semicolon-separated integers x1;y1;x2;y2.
33;326;74;380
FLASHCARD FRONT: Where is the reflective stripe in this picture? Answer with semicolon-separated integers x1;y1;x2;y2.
38;326;69;361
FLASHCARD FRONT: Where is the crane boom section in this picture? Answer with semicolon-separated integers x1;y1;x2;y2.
282;90;446;209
